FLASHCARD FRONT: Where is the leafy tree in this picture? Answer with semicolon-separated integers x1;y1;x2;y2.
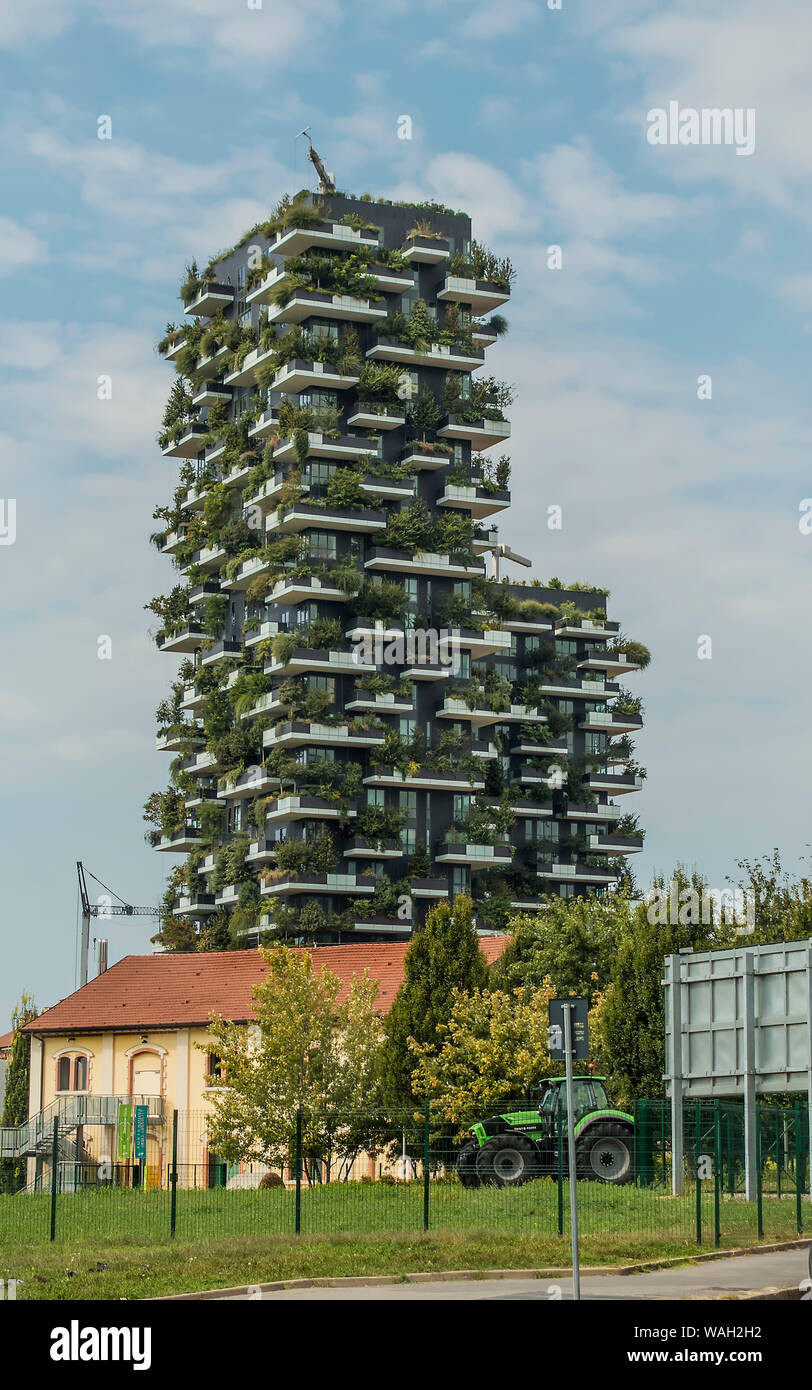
728;849;812;944
600;868;719;1103
379;896;488;1110
410;982;555;1136
201;947;383;1179
1;993;38;1191
491;896;628;1002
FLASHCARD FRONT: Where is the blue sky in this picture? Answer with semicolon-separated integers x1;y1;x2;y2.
2;0;812;1029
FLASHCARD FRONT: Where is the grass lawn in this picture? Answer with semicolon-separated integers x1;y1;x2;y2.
1;1178;805;1299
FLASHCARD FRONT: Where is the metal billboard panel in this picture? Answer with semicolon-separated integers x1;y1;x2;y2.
664;941;812;1098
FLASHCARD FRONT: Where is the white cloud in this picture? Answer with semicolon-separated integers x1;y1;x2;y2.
598;0;812;216
0;217;48;273
528;139;685;240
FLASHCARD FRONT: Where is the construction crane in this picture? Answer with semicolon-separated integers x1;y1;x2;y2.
76;861;165;989
479;531;533;581
295;126;335;194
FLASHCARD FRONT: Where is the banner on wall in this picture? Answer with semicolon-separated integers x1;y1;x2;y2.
117;1103;132;1161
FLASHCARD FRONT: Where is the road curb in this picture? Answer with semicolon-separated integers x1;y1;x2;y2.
155;1238;810;1300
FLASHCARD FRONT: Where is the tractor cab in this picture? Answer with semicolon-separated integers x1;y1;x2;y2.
536;1077;611;1135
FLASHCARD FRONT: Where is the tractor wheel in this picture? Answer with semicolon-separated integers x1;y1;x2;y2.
475;1133;541;1188
456;1142;481;1189
575;1121;634;1184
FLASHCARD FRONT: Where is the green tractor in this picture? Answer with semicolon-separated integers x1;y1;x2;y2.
456;1076;634;1188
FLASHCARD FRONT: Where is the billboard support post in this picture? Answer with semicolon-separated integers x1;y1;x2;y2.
743;952;757;1202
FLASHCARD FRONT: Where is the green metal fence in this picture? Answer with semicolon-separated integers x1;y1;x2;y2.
0;1101;807;1251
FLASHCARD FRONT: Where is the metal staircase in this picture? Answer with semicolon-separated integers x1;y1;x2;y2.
0;1094;164;1160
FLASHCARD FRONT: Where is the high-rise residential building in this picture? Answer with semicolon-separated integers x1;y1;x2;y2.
149;189;649;948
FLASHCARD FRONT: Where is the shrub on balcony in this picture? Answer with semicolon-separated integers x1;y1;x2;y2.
308;615;343;650
383;498;433;553
325;466;364;510
354;579;408;624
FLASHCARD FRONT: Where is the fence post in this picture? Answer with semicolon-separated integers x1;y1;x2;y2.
170;1109;178;1239
49;1117;59;1243
713;1101;721;1249
694;1100;702;1246
794;1101;803;1235
423;1101;430;1233
294;1109;303;1235
756;1107;763;1240
557;1117;564;1236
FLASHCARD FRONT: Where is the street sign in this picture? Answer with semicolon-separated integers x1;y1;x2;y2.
134;1105;148;1164
549;998;589;1060
117;1104;132;1162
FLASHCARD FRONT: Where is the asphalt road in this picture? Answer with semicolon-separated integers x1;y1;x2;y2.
222;1248;809;1300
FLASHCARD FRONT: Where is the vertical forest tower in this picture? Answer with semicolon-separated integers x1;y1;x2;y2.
149;189;649;948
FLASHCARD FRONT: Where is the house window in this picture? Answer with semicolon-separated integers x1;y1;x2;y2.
451;867;469;897
56;1054;89;1093
305;318;339;344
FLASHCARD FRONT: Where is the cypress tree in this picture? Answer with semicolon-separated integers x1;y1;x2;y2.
379;895;488;1112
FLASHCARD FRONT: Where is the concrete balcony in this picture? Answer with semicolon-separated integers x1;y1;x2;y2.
579;710;644;737
267;574;352;606
185;281;235;317
192;383;232;409
271;359;360;394
586;771;644;796
364;547;484;579
347;405;406;431
157;624;206;653
537;861;618;885
248;407;282;442
265;502;386;536
438;483;511;519
220;553;274;592
437;415;511;449
578;649;645;677
531;677;619;701
358;474;415;503
410;877;451;898
218;766;279;800
260;873;376;899
224;344;276;388
201;639;241;666
155;825;204;852
370;266;415;293
156;727;204;753
174;894;216;916
471;526;501;556
263;720;386;751
193;343;231;379
565;801;623;823
366;338;482;371
400;446;453;471
263;646;377;678
268;290;387;326
273;432;380;464
588;832;644;856
555;618;620;640
346;691;414;715
271;222;380;259
435;840;513;867
244;620;283;649
401;234;450;265
453;627;512;658
263;795;359;825
343;837;402;860
363;766;485;792
162;422;208;458
437;274;510;315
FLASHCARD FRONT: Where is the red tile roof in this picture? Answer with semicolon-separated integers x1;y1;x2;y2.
0;1031;13;1050
23;938;507;1035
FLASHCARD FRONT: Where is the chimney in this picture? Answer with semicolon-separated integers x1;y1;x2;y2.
97;939;108;975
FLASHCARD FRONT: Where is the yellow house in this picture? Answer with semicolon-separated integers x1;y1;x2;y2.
11;941;504;1189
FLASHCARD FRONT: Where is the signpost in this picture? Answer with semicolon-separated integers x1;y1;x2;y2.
549;998;589;1301
134;1104;148;1186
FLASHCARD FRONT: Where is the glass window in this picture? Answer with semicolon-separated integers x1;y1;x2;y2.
451;866;469;896
305;319;339;343
306;530;337;559
74;1056;87;1090
367;788;386;808
57;1056;72;1091
400;827;416;854
453;794;470;821
300;388;338;412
